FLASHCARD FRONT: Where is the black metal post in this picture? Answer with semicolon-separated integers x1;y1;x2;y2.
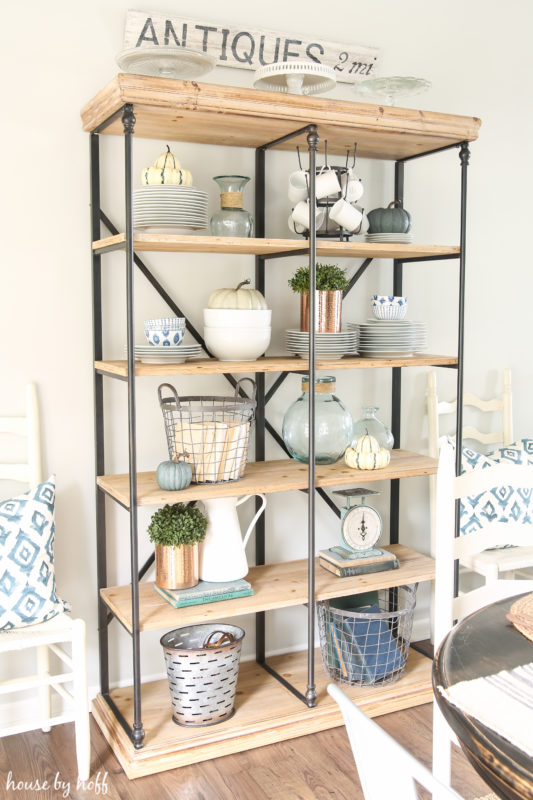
390;160;404;545
90;132;110;696
122;104;145;749
454;142;469;592
255;145;266;664
306;126;319;708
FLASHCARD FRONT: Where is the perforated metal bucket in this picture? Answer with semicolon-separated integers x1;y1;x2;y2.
161;623;245;726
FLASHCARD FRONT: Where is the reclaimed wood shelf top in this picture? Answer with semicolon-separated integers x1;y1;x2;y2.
92;648;433;778
93;232;461;259
95;354;457;378
97;450;437;508
81;74;480;159
101;545;434;633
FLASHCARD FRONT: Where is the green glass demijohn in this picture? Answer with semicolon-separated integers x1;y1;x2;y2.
351;406;394;451
282;376;354;465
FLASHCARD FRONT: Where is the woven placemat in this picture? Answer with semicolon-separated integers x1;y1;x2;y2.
506;593;533;642
473;794;500;800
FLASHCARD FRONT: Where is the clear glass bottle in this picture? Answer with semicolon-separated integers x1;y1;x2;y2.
210;175;254;237
282;376;354;464
351;406;394;450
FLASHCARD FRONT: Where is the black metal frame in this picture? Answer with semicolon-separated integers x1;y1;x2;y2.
90;101;469;744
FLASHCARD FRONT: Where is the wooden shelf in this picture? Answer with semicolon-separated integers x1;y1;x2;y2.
81;74;480;160
97;450;437;508
92;647;433;778
96;354;458;378
101;545;434;633
93;232;460;259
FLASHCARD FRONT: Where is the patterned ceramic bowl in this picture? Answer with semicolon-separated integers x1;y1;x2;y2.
144;318;185;346
371;296;408;320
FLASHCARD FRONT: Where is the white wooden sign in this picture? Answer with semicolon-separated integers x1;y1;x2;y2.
123;10;379;83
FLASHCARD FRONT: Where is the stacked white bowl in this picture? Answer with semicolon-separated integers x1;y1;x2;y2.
203;308;272;361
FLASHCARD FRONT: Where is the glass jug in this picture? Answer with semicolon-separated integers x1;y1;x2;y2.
282;376;353;464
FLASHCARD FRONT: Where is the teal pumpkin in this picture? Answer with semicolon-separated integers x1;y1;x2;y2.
156;459;192;491
367;201;411;234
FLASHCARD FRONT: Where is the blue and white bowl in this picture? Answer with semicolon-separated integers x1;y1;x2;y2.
371;296;408;321
144;317;186;346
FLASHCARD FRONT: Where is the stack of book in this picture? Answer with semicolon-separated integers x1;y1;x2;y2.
155;578;253;608
319;547;399;577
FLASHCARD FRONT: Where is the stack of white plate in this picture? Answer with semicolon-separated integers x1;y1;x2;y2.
125;343;203;364
285;329;358;359
347;320;427;358
133;185;208;232
365;232;413;243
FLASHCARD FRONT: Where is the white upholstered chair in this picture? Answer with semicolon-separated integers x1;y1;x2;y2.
432;438;533;786
427;369;533;582
0;383;90;780
327;683;463;799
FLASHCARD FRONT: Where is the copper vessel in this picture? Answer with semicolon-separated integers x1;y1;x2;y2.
300;290;342;332
155;544;199;590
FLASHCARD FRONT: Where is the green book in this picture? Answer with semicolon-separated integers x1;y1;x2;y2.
154;578;253;608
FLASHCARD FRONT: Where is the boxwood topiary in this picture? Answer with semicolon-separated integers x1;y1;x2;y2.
148;503;208;547
288;263;348;294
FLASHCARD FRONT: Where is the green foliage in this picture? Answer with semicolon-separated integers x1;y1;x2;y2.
288;263;349;294
147;503;208;547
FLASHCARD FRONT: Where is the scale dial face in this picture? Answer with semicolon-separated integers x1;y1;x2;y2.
341;505;382;551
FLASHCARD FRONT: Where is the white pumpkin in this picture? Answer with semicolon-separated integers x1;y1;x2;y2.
354;432;380;455
208;279;268;310
154;145;181;170
141;166;193;186
345;445;390;470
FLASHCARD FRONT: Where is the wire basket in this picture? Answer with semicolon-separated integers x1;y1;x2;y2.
158;379;256;484
318;585;417;686
161;623;245;726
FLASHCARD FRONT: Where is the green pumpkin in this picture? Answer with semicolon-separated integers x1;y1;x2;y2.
367;201;411;234
156;459;192;491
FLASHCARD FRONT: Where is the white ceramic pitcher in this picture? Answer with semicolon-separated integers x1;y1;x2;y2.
199;494;267;582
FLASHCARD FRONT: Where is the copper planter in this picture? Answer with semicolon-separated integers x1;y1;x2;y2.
155;544;199;590
300;290;342;332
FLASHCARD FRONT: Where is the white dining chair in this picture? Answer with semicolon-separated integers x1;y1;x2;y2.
432;437;533;786
327;683;463;799
0;383;90;781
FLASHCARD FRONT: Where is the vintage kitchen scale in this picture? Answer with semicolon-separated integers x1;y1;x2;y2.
319;488;399;577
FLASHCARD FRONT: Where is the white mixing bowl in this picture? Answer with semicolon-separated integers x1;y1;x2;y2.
204;325;271;361
203;308;272;328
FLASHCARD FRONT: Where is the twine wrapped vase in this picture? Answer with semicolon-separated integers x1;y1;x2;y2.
300;290;342;332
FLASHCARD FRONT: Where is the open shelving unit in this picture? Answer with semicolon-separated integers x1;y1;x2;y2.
83;74;479;778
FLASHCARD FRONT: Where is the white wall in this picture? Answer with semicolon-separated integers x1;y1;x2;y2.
1;0;532;705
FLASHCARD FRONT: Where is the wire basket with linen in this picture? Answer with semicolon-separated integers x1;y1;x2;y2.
318;585;417;686
157;380;256;484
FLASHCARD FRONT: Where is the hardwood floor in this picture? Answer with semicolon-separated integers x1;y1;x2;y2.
0;703;491;799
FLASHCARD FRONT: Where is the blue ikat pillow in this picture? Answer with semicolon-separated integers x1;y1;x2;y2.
460;440;533;536
0;477;69;630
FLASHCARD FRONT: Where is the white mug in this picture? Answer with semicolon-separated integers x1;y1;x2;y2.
329;199;363;232
341;169;364;203
315;167;341;200
288;213;307;235
291;201;325;231
288;170;309;204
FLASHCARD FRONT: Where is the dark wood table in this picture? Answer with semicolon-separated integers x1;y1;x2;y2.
433;595;533;800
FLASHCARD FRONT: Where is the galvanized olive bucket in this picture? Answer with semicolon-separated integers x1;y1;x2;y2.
160;623;245;726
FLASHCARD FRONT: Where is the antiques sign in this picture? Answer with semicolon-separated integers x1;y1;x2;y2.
123;11;379;83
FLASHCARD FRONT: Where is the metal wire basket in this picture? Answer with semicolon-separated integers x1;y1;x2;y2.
161;623;245;726
158;379;256;484
318;585;417;686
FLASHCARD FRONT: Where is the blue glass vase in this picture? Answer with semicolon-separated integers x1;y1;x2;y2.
282;376;353;465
